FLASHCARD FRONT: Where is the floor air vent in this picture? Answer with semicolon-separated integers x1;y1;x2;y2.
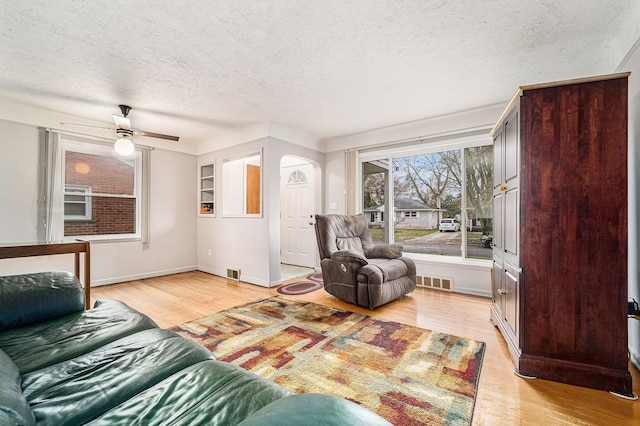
226;268;240;280
416;275;452;291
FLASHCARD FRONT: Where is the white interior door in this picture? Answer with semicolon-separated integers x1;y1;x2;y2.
280;162;315;268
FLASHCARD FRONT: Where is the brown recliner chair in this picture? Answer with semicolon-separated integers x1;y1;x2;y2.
314;214;416;309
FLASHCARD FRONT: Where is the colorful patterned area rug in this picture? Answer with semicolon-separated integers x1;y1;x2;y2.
170;296;485;425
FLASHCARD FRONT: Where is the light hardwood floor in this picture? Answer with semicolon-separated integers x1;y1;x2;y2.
91;271;640;425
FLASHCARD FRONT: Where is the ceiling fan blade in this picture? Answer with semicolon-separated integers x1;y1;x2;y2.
60;122;116;131
112;115;131;130
133;130;180;142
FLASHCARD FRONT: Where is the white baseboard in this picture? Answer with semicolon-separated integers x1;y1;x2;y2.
197;266;274;288
90;265;198;287
453;286;492;298
631;346;640;374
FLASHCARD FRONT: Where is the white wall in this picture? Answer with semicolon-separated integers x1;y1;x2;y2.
197;133;323;287
0;120;44;243
324;150;348;213
620;39;640;372
0;119;198;285
90;148;198;285
197;138;271;286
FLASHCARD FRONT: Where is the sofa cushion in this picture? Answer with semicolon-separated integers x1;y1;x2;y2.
238;393;392;426
358;258;409;283
365;243;403;259
0;271;85;331
22;329;215;426
336;236;365;254
315;214;373;259
0;299;158;374
0;349;35;426
330;249;368;265
86;360;292;426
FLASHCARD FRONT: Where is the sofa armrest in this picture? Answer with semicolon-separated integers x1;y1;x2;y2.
237;393;391;426
365;243;403;259
0;349;35;425
330;249;368;265
0;272;85;331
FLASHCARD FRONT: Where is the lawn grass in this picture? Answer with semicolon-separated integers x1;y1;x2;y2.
370;228;486;245
370;228;437;242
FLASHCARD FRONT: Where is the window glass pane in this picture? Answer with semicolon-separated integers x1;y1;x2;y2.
393;151;461;256
465;145;493;259
65;194;86;202
64;202;86;217
65;151;135;195
64;196;136;236
362;160;388;244
360;140;492;260
63;148;138;238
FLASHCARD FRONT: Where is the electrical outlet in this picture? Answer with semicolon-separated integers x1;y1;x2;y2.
207;249;212;256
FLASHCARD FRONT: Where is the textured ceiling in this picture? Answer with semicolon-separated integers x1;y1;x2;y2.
1;1;639;147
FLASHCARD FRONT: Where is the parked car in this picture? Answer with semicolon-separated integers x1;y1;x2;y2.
439;218;460;232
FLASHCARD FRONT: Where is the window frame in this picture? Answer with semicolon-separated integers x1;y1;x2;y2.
64;184;92;221
58;138;144;242
358;134;492;261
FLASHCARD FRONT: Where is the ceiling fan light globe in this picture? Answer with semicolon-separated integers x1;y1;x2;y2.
114;137;135;156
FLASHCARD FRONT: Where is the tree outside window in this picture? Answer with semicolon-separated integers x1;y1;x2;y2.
361;143;492;260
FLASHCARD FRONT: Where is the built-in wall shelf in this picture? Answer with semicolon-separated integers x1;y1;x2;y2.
199;163;215;216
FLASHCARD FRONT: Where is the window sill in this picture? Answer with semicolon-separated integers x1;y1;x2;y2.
63;235;141;244
404;252;492;269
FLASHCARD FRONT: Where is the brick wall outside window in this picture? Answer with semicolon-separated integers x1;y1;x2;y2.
64;152;136;236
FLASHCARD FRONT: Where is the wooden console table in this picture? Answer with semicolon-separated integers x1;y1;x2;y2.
0;241;91;309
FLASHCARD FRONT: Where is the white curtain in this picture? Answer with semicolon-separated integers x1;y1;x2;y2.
44;130;64;242
345;149;359;215
141;148;150;243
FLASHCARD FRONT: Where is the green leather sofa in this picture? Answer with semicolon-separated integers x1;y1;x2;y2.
0;271;390;425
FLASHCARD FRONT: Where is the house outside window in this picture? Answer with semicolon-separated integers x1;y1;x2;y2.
361;140;492;260
64;185;92;220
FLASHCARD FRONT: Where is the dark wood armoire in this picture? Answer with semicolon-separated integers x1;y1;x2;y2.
490;72;633;396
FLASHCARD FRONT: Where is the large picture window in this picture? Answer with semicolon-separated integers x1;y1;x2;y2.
361;139;493;260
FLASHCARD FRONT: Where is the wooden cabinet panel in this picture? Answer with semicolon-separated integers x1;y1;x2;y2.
492;130;503;190
503;188;518;260
492;193;503;253
504;111;519;184
489;73;632;396
491;260;504;313
503;264;519;341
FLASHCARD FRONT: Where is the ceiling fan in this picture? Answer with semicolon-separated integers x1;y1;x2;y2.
61;105;180;155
